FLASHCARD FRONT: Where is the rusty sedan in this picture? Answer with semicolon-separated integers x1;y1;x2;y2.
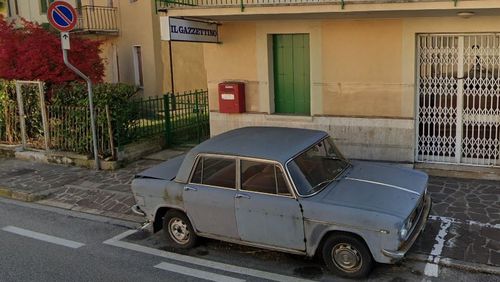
131;127;431;278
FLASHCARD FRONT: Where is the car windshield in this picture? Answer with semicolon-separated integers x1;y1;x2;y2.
287;137;350;196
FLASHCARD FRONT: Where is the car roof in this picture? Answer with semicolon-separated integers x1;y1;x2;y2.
175;126;328;183
193;126;327;162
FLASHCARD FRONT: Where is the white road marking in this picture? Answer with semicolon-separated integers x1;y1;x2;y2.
155;262;246;282
423;217;452;277
104;230;314;282
2;226;85;249
429;215;500;230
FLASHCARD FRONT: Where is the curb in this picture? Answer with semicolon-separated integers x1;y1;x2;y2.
407;253;500;275
0;186;48;202
37;199;144;224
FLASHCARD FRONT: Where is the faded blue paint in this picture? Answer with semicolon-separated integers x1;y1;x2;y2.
131;126;431;266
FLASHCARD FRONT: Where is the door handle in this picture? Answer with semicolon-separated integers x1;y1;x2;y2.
235;193;250;199
184;186;197;192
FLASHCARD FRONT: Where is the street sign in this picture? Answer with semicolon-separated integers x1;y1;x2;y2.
61;32;70;50
47;1;78;32
160;17;219;43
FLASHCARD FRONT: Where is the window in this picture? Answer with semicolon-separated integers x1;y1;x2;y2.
40;0;54;14
240;160;291;196
132;46;144;87
191;157;236;189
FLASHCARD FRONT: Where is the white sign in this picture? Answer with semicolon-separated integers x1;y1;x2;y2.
160;17;219;43
221;93;235;100
61;32;70;50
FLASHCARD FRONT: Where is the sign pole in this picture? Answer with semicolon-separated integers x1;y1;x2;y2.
62;49;100;170
48;1;100;170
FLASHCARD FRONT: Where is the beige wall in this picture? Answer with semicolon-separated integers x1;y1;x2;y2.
161;41;207;93
322;19;404;118
202;15;500;163
204;22;258;111
114;0;162;96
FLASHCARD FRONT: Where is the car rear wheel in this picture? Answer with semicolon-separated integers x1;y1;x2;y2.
163;210;198;249
322;234;373;278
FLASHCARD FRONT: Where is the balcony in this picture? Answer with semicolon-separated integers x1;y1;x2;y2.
155;0;499;21
74;6;119;35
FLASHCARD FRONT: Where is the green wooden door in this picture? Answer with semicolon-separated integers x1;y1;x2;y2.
273;34;310;115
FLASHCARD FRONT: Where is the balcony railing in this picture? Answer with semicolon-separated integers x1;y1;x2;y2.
74;6;118;34
157;0;350;10
156;0;460;11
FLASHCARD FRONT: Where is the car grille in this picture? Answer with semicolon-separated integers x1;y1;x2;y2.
407;189;426;235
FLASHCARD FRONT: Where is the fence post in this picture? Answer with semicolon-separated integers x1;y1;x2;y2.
105;105;116;160
37;81;50;151
163;94;172;147
15;82;27;149
194;90;201;143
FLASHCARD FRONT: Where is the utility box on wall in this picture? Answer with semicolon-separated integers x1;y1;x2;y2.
218;82;245;113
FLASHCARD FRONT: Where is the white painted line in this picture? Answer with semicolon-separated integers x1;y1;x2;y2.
2;226;85;249
104;230;314;282
155;262;245;282
423;217;452;277
429;215;500;230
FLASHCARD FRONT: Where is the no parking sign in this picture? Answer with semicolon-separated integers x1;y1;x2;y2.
47;1;78;32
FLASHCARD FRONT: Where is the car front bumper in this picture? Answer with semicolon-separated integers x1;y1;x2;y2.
382;194;432;260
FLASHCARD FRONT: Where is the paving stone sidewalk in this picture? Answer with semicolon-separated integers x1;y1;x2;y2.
410;176;500;270
0;157;164;222
0;155;498;270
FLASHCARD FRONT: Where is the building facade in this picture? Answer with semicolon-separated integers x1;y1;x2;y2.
3;0;206;96
158;0;500;168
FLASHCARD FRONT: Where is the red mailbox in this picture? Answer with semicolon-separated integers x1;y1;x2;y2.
218;82;245;113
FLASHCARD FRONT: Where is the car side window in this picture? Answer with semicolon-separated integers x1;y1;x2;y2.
241;160;292;196
191;156;236;189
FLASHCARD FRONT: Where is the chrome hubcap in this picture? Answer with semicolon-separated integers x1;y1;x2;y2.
331;243;362;273
168;217;190;245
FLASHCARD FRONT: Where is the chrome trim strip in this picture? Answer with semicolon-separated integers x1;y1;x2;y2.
345;177;421;196
303;218;383;234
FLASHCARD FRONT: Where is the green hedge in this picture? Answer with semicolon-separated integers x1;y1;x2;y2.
51;82;140;154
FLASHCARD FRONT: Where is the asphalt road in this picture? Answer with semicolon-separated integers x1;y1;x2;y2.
0;198;497;282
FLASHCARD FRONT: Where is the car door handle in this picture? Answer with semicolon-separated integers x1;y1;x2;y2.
235;193;250;199
184;186;197;192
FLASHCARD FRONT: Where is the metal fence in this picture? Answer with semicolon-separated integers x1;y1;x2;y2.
0;101;21;144
1;88;209;159
47;105;114;158
75;6;118;33
117;89;210;147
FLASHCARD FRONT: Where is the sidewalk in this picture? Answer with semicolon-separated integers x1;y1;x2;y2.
0;149;184;222
0;153;498;273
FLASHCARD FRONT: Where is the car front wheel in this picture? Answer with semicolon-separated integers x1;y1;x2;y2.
322;234;373;278
163;210;198;249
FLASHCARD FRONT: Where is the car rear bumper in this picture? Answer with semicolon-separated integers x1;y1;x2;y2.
382;194;432;260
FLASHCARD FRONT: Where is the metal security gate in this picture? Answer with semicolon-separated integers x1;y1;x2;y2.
417;34;500;167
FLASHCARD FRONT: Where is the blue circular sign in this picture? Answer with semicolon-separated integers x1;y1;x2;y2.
47;1;78;32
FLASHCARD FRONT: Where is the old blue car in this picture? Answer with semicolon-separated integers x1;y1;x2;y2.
131;127;431;278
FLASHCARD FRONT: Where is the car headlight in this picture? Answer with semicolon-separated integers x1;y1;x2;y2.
399;220;412;240
399;226;408;239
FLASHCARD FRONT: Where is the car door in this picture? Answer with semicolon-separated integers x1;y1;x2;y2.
235;159;306;251
183;155;239;239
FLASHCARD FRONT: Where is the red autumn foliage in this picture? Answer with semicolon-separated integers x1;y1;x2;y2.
0;15;104;84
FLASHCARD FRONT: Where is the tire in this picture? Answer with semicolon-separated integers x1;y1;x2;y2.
163;210;198;249
322;234;374;278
